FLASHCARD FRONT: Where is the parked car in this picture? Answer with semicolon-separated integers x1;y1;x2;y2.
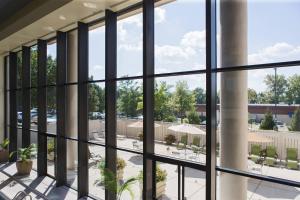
47;114;56;124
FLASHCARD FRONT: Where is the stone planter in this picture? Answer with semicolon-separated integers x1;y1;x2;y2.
139;180;166;199
47;152;55;161
117;168;124;181
156;180;166;199
0;149;9;163
16;160;32;175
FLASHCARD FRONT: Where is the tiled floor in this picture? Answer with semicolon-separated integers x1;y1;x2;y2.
0;163;80;200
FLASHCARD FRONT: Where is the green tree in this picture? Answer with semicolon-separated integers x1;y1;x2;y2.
248;88;258;104
259;111;276;130
89;82;105;113
193;87;206;104
289;107;300;131
264;74;287;103
154;81;175;121
117;79;141;118
187;109;200;124
286;75;300;104
172;81;195;122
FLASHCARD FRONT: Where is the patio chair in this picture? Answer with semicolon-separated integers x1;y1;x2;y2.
177;135;188;150
249;144;261;163
286;148;299;170
265;145;278;166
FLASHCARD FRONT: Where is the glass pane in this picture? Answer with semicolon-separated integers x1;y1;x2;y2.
89;26;105;81
47;86;56;134
217;1;300;67
17;91;22;127
47;137;56;177
17;51;22;89
154;75;206;164
30;88;38;130
17;128;22;149
117;150;143;200
117;79;143;151
117;13;142;78
184;167;206;200
217;172;300;200
47;42;57;85
66;85;78;139
157;162;178;200
31;131;37;170
67;139;78;189
155;0;206;74
88;83;105;144
30;46;38;87
217;67;300;183
88;144;105;199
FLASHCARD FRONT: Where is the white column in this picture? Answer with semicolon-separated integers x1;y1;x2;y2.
220;0;248;200
66;30;78;169
0;56;4;142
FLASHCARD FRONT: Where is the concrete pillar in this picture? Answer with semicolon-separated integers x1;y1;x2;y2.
0;55;4;142
220;1;248;200
66;30;78;169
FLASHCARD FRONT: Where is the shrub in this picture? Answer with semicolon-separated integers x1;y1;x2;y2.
156;165;167;182
260;111;276;130
138;132;143;141
164;134;176;145
289;107;300;131
187;110;200;124
182;118;189;123
164;115;176;122
138;165;167;183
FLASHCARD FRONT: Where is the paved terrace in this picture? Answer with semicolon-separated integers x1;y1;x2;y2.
1;138;300;199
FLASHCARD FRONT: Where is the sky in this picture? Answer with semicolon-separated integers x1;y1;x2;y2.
47;0;300;93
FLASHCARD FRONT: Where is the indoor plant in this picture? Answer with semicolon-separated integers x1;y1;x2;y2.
13;144;36;175
0;138;9;163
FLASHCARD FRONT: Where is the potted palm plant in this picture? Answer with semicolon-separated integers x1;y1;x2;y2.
0;138;9;163
139;165;167;199
14;144;36;175
95;167;139;200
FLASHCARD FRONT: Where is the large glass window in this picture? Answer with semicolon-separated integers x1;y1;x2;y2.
155;0;206;74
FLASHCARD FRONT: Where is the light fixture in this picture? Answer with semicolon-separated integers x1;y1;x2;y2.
43;26;55;31
59;15;66;20
83;2;97;9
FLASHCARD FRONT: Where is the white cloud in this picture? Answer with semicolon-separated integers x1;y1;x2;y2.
155;7;166;24
119;41;142;51
181;30;206;49
91;65;103;70
248;42;300;64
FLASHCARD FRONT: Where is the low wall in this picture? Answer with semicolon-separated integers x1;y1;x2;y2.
88;119;300;160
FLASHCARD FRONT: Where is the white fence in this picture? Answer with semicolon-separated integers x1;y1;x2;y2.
88;119;300;160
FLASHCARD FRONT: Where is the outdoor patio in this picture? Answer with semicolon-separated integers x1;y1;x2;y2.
6;136;295;200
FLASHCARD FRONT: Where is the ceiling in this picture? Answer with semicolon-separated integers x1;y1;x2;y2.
0;0;144;56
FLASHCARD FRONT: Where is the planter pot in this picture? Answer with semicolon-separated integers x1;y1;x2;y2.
139;180;166;199
0;149;9;163
16;160;32;175
47;152;55;161
156;180;166;199
117;169;124;181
